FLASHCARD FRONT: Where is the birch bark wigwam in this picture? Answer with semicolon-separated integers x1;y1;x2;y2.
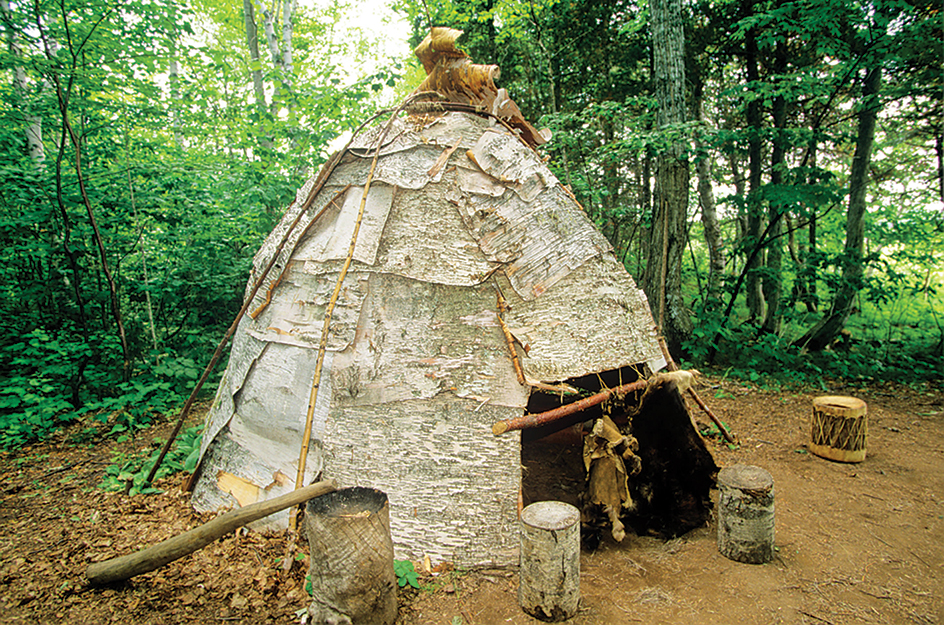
188;27;704;566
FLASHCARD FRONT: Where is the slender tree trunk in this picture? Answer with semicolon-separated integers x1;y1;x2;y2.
528;0;572;190
693;73;723;308
168;23;184;150
762;36;788;334
281;0;304;177
794;66;882;350
2;0;44;168
646;0;692;355
129;170;159;352
728;152;747;243
744;12;765;324
638;152;652;277
262;5;282;116
39;9;130;378
244;0;274;154
936;133;943;204
796;141;819;312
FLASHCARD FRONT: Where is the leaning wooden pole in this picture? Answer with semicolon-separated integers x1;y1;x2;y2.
86;480;337;586
292;92;435;530
154;104;399;491
657;336;736;445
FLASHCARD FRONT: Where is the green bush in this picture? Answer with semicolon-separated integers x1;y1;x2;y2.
100;424;203;496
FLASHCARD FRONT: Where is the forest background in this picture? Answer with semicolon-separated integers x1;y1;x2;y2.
0;0;941;455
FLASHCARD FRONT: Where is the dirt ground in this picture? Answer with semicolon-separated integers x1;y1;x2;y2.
1;375;942;625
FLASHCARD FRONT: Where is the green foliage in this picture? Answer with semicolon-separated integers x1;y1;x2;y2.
685;315;942;388
99;425;203;496
0;328;86;448
0;0;938;447
0;0;393;450
394;559;419;589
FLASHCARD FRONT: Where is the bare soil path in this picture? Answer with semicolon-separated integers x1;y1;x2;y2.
1;377;941;625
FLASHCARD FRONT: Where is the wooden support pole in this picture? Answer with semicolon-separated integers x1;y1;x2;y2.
657;336;736;445
86;480;337;586
492;379;648;435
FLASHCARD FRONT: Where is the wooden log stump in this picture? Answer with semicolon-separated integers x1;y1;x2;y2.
303;487;396;625
717;465;775;565
810;395;868;463
518;501;580;622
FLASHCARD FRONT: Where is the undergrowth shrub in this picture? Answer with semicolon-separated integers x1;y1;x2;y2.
100;424;203;496
0;325;209;450
684;320;943;388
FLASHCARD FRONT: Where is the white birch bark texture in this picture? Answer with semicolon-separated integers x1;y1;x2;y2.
304;488;397;625
192;111;665;565
1;0;44;167
518;501;580;621
716;464;775;564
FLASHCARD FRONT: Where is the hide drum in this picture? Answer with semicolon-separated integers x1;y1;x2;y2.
809;396;868;463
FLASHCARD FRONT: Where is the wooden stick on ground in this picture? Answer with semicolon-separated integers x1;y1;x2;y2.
492;379;649;435
86;480;337;586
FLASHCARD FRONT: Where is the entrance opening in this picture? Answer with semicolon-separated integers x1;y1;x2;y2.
520;366;718;546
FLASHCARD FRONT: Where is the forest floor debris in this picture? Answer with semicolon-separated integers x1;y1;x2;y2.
0;376;941;624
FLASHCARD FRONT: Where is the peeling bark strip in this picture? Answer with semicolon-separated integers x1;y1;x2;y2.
294;94;432;528
248;185;351;320
492;379;649;435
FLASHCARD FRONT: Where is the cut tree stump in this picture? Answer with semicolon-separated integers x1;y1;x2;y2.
717;465;775;565
810;395;868;463
518;501;580;622
303;487;396;625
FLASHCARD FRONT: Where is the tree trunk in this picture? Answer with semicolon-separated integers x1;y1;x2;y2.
168;24;184;150
2;0;45;168
795;66;882;350
936;133;943;204
795;141;819;313
518;501;580;621
743;12;765;324
717;465;775;564
761;36;788;335
243;0;274;154
646;0;692;355
637;151;652;277
693;74;723;308
304;488;397;625
40;11;131;378
262;5;282;116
